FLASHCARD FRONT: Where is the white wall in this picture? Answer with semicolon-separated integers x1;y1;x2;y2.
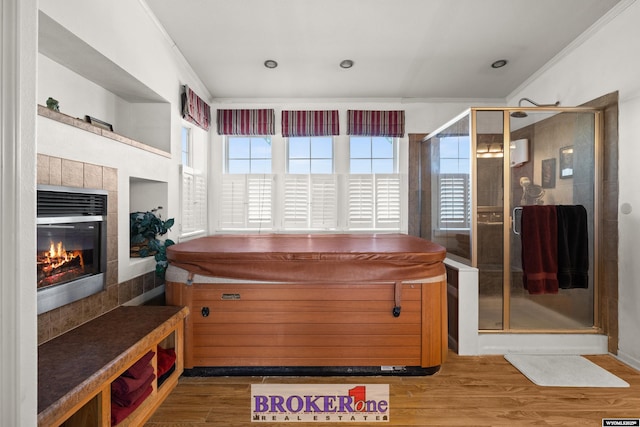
37;0;211;284
507;0;640;369
2;0;38;425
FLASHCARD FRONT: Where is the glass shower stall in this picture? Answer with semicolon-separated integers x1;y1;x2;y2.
421;106;602;332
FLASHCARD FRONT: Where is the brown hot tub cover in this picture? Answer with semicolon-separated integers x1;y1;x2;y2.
166;233;446;283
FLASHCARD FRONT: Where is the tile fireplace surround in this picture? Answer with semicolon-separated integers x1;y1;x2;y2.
36;154;164;344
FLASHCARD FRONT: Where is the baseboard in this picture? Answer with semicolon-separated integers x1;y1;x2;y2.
615;349;640;372
124;285;165;306
477;333;608;355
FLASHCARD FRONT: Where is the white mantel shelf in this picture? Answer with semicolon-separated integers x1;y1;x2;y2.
38;105;171;159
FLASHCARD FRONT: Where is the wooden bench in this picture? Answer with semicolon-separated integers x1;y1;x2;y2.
38;305;188;427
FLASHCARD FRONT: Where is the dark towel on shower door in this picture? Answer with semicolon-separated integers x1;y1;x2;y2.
556;205;589;289
521;205;559;294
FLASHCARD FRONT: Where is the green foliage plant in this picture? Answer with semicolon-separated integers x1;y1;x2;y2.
129;210;175;277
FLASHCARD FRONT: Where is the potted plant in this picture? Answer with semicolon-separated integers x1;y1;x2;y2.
130;209;175;277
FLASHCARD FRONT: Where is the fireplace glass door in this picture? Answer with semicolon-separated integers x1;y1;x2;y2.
37;219;103;289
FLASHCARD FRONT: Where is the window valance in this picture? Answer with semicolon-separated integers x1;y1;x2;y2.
347;110;405;137
217;109;275;135
181;85;211;131
281;110;340;137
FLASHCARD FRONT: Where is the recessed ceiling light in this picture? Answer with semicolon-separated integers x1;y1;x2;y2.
264;59;278;69
491;59;508;69
340;59;354;69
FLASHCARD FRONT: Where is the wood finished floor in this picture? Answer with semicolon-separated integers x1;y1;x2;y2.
146;351;640;426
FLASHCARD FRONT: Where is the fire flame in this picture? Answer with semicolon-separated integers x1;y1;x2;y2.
40;241;84;274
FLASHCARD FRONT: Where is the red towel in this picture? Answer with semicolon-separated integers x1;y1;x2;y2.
111;370;155;407
110;385;153;426
157;346;177;377
112;365;154;397
521;205;559;294
123;350;155;379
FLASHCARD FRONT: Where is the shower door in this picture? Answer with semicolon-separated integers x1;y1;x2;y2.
475;108;601;331
505;109;599;331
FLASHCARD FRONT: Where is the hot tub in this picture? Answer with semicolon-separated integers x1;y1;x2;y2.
165;233;447;375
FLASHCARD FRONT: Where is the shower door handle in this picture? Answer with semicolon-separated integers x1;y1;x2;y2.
512;207;523;235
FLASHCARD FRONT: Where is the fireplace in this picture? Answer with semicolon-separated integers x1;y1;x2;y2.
37;185;108;314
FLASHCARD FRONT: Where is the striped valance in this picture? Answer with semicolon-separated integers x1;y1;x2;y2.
217;109;275;135
347;110;405;137
181;85;211;131
281;110;340;137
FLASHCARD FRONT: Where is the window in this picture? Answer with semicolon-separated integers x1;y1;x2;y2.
288;136;333;174
180;126;207;239
216;119;406;233
181;165;207;236
181;127;191;167
227;136;272;174
221;136;273;229
347;136;400;229
437;136;471;230
282;136;336;229
350;136;395;173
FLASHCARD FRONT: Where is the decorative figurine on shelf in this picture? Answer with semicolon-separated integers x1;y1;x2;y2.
46;97;60;112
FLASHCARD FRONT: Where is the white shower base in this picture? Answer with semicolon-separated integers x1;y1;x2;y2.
446;258;608;356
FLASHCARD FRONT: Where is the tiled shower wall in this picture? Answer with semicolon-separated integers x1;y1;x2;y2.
36;154;164;344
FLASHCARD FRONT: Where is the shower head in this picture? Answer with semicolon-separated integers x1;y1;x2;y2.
510;97;560;118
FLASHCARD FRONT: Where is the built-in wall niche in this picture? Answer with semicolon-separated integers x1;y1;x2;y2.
130;177;169;221
38;11;171;153
129;177;170;265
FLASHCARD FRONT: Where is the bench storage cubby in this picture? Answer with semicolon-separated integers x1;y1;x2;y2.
38;305;188;427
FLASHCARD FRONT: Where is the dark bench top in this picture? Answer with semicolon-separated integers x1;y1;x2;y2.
38;305;188;423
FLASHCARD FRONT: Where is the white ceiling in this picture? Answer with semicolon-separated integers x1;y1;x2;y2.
144;0;621;101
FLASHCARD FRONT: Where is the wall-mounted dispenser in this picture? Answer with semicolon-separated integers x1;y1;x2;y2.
510;138;528;167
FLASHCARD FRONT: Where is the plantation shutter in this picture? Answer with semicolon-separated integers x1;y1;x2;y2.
180;165;207;237
310;175;337;229
283;175;309;228
438;174;470;228
219;175;246;228
247;176;272;225
283;175;337;229
219;174;273;229
347;175;400;229
375;175;401;227
347;175;374;228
